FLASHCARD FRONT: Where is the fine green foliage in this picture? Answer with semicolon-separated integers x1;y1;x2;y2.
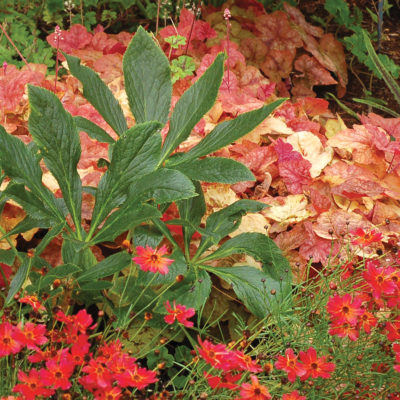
0;25;288;320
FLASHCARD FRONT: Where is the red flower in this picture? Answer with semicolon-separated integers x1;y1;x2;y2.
350;228;383;248
93;386;122;400
363;262;397;299
40;358;75;390
164;301;195;328
14;322;47;350
133;245;174;274
81;358;113;388
275;348;306;382
12;369;54;400
357;309;377;334
328;322;359;341
204;371;242;390
0;322;23;357
282;390;307;400
197;337;230;370
385;318;400;342
237;375;271;400
97;339;124;364
19;295;45;312
298;347;335;380
340;262;355;280
108;353;137;384
231;350;263;373
326;294;363;325
117;364;157;389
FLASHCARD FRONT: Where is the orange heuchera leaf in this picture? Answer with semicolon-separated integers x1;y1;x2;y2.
47;24;92;54
160;8;216;44
310;187;331;214
294;54;338;86
331;178;387;200
360;113;400;139
274;139;312;194
283;3;323;38
296;97;330;117
299;222;339;264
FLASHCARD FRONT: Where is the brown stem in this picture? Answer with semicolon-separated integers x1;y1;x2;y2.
156;0;161;36
0;23;31;70
184;0;201;56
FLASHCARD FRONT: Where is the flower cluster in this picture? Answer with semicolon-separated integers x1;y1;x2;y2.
197;337;307;399
1;306;157;399
275;347;335;383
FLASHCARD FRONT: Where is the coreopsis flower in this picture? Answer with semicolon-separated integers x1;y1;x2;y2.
237;375;271;400
363;261;398;299
385;318;400;342
326;294;364;325
298;347;335;380
282;390;307;400
40;358;75;390
117;364;157;389
81;358;113;388
340;262;355;280
204;371;242;390
93;386;122;400
12;369;54;400
164;300;195;327
328;322;359;341
0;322;23;357
231;350;263;373
357;309;377;334
19;295;45;312
14;322;47;350
97;339;124;364
133;245;174;274
350;228;383;248
108;353;137;384
197;337;230;370
274;348;306;382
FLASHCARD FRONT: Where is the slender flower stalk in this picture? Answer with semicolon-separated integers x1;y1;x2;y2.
223;8;231;92
54;25;62;92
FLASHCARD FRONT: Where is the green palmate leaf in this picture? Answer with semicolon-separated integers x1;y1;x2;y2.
65;53;127;136
160;53;225;163
363;29;400;106
172;157;255;184
123;26;172;125
128;168;196;204
28;85;83;236
177;180;205;249
158;269;211;311
89;122;162;238
204;265;285;319
6;255;30;305
0;126;64;222
92;203;161;245
78;251;132;283
201;233;292;283
201;200;268;246
167;99;286;166
73;116;116;144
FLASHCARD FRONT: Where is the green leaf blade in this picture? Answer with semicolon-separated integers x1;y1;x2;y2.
65;53;128;136
170;99;286;165
172;157;255;183
160;53;225;162
123;26;172;124
28;85;83;233
89;121;162;236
